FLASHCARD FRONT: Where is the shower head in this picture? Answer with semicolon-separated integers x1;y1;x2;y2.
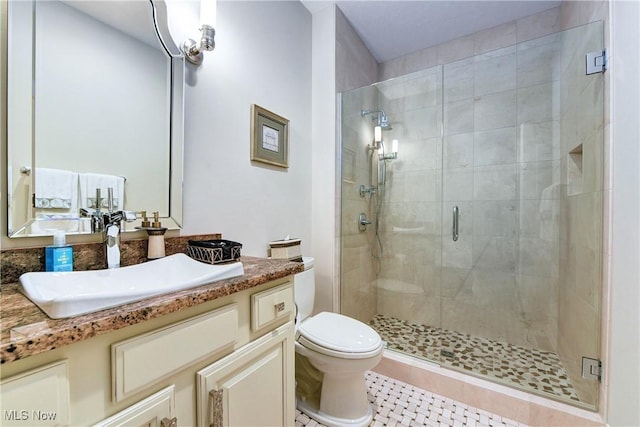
361;109;392;130
378;112;392;130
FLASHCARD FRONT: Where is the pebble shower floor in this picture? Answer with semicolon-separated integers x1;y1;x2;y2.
294;371;528;427
368;315;580;402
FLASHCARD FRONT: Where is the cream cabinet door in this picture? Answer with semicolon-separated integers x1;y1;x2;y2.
93;385;175;427
196;322;295;427
0;360;69;427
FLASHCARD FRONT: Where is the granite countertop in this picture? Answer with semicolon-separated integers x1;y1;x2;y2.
0;256;304;365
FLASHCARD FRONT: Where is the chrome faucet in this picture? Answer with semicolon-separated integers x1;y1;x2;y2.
80;188;136;268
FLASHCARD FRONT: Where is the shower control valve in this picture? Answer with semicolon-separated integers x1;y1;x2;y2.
358;213;372;232
359;184;377;198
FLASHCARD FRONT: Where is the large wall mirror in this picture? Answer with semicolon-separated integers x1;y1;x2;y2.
5;0;184;238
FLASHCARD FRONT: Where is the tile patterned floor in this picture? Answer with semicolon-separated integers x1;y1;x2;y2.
295;371;527;427
368;315;580;402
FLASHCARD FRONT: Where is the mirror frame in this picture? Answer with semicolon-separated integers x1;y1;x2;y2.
3;0;184;238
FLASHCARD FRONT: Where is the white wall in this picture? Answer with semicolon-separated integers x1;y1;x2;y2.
180;1;313;258
309;3;336;314
607;0;640;424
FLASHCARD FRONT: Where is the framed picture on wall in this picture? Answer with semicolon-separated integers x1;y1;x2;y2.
250;104;289;168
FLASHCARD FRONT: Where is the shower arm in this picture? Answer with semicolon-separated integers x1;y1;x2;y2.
361;109;389;126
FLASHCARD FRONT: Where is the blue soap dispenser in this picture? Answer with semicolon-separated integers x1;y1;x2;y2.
45;230;74;272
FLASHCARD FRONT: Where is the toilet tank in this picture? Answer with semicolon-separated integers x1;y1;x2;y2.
294;257;315;322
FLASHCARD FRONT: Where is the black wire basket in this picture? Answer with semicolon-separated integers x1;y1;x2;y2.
187;240;242;264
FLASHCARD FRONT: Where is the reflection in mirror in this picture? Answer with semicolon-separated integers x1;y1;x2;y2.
6;0;184;238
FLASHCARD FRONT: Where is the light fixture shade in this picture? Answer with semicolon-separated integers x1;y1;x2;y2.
182;0;217;65
392;139;399;154
200;0;216;53
374;125;382;143
200;0;217;27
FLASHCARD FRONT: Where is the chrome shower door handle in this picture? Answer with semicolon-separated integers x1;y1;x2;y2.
452;205;459;242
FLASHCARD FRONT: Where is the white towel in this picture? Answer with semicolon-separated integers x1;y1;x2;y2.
35;168;79;211
79;173;125;210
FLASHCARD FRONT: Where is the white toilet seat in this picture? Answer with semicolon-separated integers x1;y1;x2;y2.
297;312;383;359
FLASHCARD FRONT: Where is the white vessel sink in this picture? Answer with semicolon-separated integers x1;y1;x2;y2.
19;253;244;319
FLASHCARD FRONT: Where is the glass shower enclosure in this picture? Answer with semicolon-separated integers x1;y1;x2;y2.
340;21;604;409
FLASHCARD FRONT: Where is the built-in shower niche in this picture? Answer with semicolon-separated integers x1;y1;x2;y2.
567;143;584;196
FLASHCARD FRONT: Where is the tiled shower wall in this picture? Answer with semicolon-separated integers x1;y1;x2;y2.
337;7;380;323
375;69;443;330
340;84;380;324
374;29;566;353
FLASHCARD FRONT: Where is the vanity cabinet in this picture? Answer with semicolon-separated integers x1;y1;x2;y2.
0;277;295;427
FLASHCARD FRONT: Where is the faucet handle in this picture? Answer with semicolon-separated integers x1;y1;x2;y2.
94;188;103;213
152;211;162;228
139;211;151;228
107;187;115;213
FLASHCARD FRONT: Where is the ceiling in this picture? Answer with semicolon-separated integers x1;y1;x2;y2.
304;1;560;62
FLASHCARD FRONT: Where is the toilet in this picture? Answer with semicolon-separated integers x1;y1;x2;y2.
294;257;384;427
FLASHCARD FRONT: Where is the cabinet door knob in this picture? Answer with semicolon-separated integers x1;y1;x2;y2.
161;417;177;427
274;302;285;312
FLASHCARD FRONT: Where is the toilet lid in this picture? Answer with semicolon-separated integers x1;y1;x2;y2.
297;312;382;354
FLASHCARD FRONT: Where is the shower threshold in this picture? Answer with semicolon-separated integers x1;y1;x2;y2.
369;314;581;404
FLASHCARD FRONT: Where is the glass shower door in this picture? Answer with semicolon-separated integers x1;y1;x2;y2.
438;22;604;409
